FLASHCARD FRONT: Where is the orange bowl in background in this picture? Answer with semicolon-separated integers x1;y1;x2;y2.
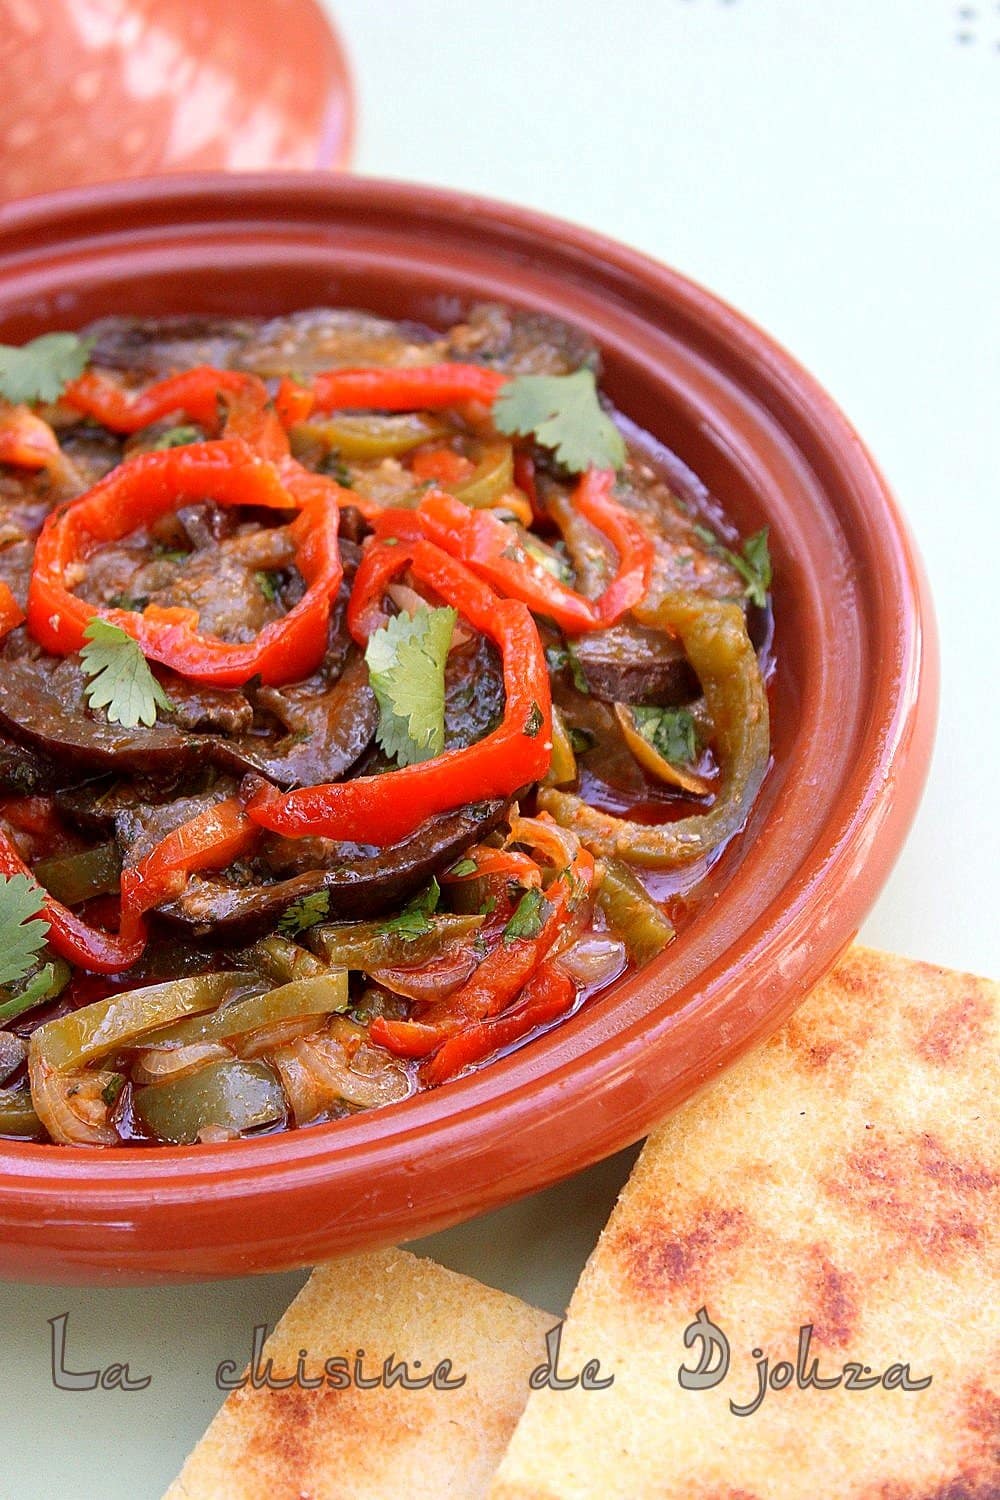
0;0;353;199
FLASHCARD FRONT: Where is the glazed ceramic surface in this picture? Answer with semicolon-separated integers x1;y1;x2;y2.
0;175;937;1281
0;0;353;198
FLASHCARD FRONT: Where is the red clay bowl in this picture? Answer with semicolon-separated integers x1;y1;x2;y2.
0;175;937;1283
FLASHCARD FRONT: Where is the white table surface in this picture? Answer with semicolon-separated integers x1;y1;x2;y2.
4;3;998;1495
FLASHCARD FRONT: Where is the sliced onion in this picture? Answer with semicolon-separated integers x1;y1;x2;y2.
368;947;479;1003
131;1041;232;1085
29;1052;117;1146
273;1028;410;1124
555;933;627;989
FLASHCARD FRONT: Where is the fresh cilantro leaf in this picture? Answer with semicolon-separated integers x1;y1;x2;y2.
80;619;174;730
255;570;281;603
278;890;330;936
365;605;456;767
378;878;441;940
693;523;772;609
524;701;544;737
493;368;626;474
448;857;478;877
0;332;94;405
502;889;552;945
0;874;49;988
151;424;202;450
631;705;697;767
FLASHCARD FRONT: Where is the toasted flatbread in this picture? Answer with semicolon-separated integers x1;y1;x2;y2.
164;1246;552;1500
490;946;999;1499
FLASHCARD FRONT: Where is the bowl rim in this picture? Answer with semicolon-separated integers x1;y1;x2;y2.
0;172;938;1280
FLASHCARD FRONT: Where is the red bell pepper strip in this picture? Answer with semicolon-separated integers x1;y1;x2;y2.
575;468;653;623
513;450;545;525
0;828;143;974
0;405;62;470
310;364;507;413
371;821;594;1058
119;797;259;945
27;440;343;687
63;366;254;433
0;582;24;641
274;377;316;428
422;961;576;1084
374;491;599;634
246;538;552;847
372;479;652;633
440;846;542;888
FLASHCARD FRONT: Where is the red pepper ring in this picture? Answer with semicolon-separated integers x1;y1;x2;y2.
370;475;653;634
0;828;143;974
27;440;343;688
246;538;553;847
574;467;653;623
371;492;600;635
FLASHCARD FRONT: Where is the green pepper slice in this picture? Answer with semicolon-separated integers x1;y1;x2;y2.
31;972;251;1071
134;1058;286;1144
539;593;769;867
143;973;349;1049
596;858;675;963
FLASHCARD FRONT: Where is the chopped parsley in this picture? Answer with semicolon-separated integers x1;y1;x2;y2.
101;1074;126;1109
568;726;596;755
631;705;698;767
494;368;626;474
364;604;456;767
0;332;94;405
502;889;552;945
80;619;174;730
448;857;478;878
693;523;772;609
524;701;544;737
255;570;281;603
546;641;590;696
320;453;354;487
378;878;441;940
151;424;202;450
278;890;330;936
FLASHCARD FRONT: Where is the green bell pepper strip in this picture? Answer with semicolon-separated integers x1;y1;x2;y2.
243;935;332;985
309;914;484;972
30;972;249;1071
595;858;675;963
33;843;122;907
134;1058;286;1145
538;593;770;867
0;958;71;1025
141;973;349;1049
0;1087;43;1138
290;412;446;460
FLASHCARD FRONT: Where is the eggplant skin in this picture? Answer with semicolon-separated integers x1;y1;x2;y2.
0;658;269;781
159;799;509;942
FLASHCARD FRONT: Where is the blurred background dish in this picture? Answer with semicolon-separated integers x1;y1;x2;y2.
0;0;353;200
